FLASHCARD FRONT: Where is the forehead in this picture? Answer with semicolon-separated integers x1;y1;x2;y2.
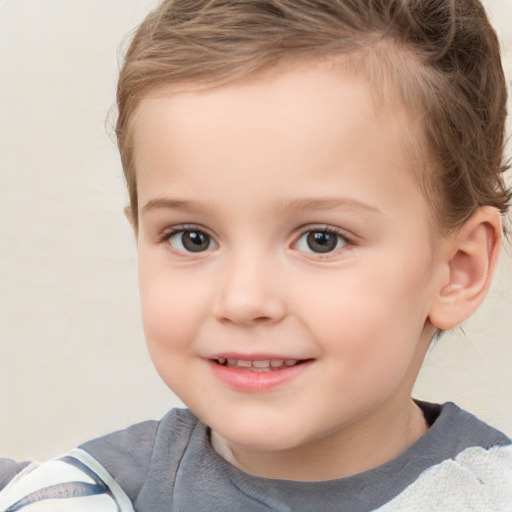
131;60;427;222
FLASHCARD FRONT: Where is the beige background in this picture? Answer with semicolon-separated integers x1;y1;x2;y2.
0;0;511;461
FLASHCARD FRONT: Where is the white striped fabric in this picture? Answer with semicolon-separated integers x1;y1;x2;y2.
0;449;134;512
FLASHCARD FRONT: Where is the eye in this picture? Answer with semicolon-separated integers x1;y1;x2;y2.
295;229;348;254
167;229;217;253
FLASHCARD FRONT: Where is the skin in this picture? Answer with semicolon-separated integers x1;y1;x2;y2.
130;60;479;481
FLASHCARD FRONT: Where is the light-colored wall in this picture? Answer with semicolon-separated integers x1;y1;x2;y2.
0;0;511;461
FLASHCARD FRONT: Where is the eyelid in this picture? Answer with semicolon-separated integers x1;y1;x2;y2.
296;224;354;242
159;223;214;238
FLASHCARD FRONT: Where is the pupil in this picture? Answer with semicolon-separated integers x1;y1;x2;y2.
306;231;337;253
182;231;209;252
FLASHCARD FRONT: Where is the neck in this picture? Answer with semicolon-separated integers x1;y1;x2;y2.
211;398;428;481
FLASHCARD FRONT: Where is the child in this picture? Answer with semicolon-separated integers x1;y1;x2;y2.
1;0;511;510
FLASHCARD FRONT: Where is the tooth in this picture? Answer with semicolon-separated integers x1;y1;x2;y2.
227;358;238;366
252;360;270;368
237;360;252;368
284;360;298;366
217;357;226;364
270;359;284;367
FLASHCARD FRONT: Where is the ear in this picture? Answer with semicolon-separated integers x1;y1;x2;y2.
124;206;138;237
428;207;502;331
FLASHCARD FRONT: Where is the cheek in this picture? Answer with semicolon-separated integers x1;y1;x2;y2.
138;259;202;352
138;268;203;392
296;260;431;355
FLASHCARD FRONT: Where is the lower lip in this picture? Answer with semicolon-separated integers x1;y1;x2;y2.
207;360;312;392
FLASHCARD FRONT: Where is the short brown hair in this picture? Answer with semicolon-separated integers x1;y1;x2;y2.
116;0;510;232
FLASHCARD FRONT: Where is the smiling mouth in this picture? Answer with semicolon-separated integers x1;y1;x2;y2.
212;358;310;372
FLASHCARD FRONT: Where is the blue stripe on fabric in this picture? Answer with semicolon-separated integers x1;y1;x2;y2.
5;455;124;512
59;456;106;487
58;456;121;511
7;481;106;511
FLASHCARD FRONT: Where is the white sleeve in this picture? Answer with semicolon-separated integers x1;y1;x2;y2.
376;444;512;511
0;449;134;512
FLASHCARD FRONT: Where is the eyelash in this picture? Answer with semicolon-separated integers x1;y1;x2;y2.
158;224;355;257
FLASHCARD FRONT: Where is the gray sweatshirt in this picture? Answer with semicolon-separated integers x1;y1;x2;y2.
1;401;511;511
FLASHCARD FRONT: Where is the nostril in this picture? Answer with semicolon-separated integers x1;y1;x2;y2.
253;316;273;323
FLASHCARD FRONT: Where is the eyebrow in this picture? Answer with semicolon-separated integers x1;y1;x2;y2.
141;198;210;215
276;197;382;216
141;196;382;216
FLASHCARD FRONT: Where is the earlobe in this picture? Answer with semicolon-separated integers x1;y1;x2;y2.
428;207;502;331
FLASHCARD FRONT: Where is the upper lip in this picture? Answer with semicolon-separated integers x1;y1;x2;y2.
207;353;311;362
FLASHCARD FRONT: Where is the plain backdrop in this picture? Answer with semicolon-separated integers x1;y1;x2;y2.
1;0;511;460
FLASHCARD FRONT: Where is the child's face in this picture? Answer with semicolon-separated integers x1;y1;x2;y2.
133;61;443;462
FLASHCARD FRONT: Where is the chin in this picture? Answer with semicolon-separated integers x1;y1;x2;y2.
212;420;309;453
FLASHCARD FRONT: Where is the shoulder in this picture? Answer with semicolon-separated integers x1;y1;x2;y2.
376;402;512;511
0;459;31;491
79;407;199;503
0;450;135;512
80;407;197;459
377;444;512;510
0;408;199;512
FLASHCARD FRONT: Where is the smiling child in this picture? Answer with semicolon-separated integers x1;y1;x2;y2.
1;0;511;510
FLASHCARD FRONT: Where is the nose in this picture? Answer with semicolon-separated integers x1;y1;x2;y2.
213;255;286;326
